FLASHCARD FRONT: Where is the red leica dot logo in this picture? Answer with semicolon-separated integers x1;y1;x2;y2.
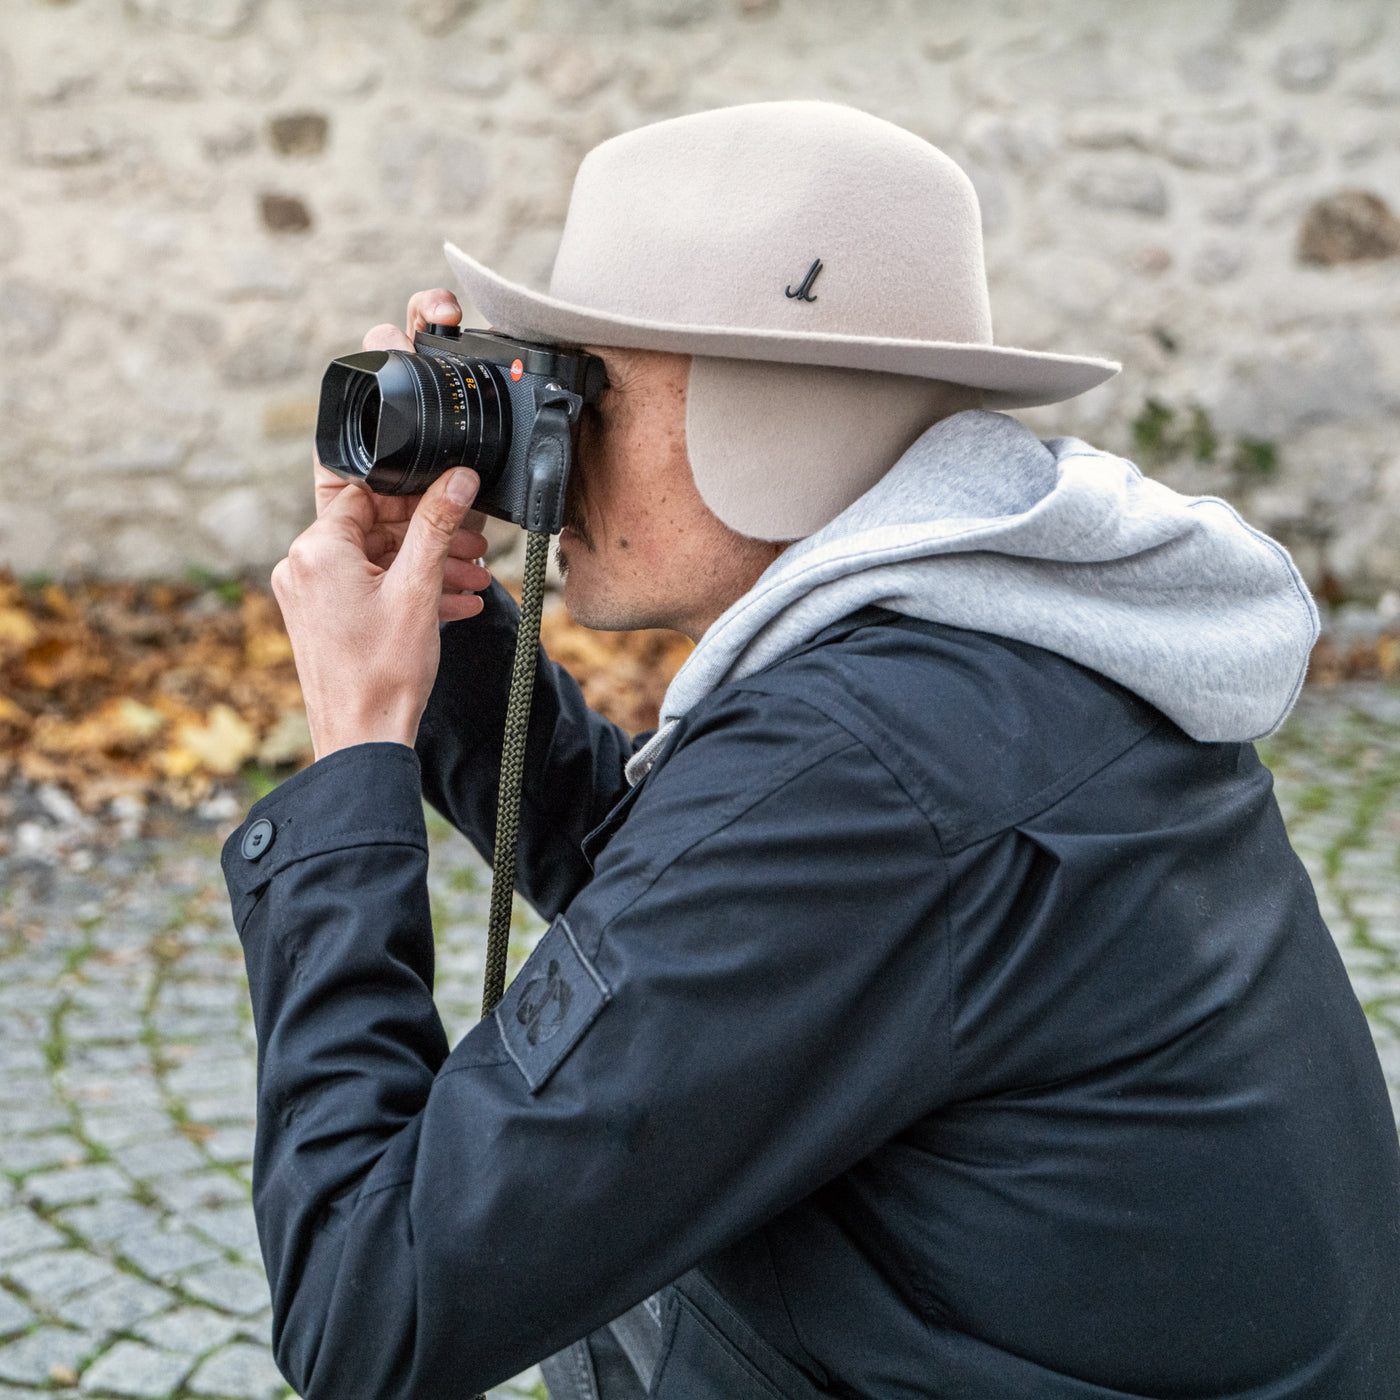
510;359;524;381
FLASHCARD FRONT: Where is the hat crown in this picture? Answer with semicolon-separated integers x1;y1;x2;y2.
547;101;993;347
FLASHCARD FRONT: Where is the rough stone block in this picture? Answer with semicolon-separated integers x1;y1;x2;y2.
268;113;329;157
127;0;261;39
6;1249;118;1305
1062;110;1155;151
201;123;256;161
148;1172;247;1216
0;1135;85;1174
408;0;477;35
0;1327;98;1386
257;194;313;236
438;55;511;98
116;1227;220;1281
1297;190;1400;265
1068;160;1169;217
261;397;318;440
54;1199;158;1248
0;1291;35;1339
78;1341;191;1398
134;1306;241;1357
23;1166;129;1209
1161;124;1258;173
113;1136;207;1181
20;113;109;166
1191;242;1248;285
318;37;383;97
55;1274;173;1332
185;1206;260;1257
202;1126;256;1167
188;1342;286;1399
1175;41;1241;95
180;1262;271;1316
80;1109;171;1151
1275;42;1337;92
126;57;198;99
0;1106;68;1136
633;0;716;25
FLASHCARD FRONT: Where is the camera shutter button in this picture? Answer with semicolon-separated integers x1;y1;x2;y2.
424;323;461;338
242;818;275;861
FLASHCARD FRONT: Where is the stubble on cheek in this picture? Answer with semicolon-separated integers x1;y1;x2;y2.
561;467;594;550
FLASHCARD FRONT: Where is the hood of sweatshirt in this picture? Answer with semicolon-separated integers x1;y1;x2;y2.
625;409;1318;784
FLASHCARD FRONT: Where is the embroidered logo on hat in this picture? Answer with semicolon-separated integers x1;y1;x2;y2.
784;257;823;303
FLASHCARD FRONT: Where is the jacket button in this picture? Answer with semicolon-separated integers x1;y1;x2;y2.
242;818;275;861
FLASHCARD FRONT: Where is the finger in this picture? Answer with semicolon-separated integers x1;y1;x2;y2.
407;288;462;337
441;557;491;593
370;546;489;593
317;468;382;547
364;517;489;563
313;455;357;518
389;469;481;597
362;322;415;354
439;592;485;624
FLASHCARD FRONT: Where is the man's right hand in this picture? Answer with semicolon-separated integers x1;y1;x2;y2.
312;287;484;593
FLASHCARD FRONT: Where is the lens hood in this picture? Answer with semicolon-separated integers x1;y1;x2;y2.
316;348;510;496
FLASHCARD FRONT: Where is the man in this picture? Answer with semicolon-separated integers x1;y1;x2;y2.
224;103;1400;1399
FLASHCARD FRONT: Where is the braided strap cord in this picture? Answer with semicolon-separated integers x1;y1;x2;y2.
480;529;551;1019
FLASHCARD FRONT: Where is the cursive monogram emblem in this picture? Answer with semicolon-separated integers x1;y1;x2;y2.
784;258;823;303
516;959;573;1047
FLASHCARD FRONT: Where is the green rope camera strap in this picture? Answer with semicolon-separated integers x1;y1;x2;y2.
468;528;550;1400
480;527;551;1017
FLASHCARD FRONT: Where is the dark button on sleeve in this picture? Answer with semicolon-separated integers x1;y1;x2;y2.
221;743;428;931
241;818;274;861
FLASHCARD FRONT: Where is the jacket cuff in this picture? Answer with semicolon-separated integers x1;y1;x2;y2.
221;743;428;930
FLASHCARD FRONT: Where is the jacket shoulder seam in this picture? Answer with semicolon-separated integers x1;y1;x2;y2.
730;673;1162;851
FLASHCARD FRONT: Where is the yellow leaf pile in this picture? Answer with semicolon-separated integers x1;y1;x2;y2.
1309;630;1400;687
0;574;307;810
0;572;693;812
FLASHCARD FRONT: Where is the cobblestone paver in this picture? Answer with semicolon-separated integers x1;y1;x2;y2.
2;683;1398;1399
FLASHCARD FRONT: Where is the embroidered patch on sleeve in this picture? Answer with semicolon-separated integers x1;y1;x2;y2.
495;916;611;1093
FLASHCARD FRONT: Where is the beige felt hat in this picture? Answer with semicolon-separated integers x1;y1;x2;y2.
444;101;1121;538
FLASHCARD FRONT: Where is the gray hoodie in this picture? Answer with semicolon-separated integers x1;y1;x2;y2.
626;409;1318;784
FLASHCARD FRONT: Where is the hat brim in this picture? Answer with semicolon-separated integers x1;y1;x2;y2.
444;241;1120;411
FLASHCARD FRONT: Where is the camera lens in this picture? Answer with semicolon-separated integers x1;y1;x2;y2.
316;349;511;496
354;382;380;465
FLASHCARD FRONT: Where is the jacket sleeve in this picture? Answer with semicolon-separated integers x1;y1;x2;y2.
415;579;638;918
224;689;956;1400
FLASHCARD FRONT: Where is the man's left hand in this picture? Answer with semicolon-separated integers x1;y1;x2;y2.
272;468;491;761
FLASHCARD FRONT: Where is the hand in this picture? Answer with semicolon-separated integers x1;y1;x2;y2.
273;468;490;760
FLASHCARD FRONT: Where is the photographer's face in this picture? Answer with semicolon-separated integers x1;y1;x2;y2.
557;347;785;642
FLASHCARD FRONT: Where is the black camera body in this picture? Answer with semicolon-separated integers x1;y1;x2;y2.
315;327;607;534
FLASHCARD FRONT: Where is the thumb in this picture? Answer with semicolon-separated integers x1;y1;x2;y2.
389;468;480;592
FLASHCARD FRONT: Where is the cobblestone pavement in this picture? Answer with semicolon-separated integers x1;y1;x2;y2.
2;683;1398;1400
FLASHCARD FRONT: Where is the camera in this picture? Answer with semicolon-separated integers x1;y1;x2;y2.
315;327;608;534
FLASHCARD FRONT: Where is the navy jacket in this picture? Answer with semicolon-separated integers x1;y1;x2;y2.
224;584;1400;1398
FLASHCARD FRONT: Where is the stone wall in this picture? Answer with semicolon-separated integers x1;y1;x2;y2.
2;0;1398;595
